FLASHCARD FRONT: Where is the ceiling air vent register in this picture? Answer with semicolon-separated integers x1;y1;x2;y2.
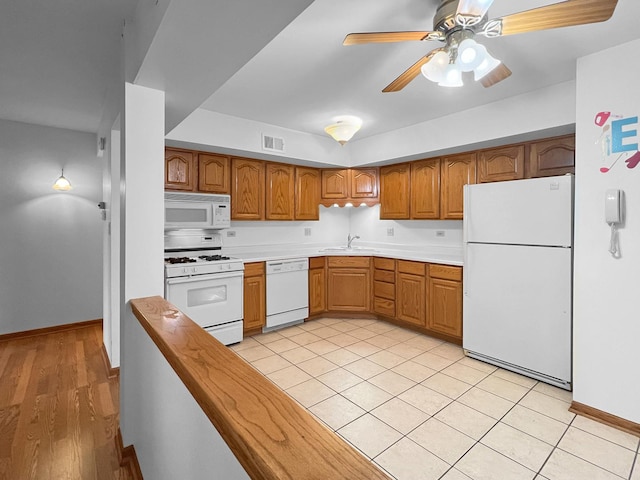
262;134;285;153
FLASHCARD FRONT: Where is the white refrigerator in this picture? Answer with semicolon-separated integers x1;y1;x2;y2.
463;175;573;390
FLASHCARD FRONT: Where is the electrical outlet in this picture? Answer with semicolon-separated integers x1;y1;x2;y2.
387;227;394;236
226;230;236;237
436;230;445;237
304;227;312;236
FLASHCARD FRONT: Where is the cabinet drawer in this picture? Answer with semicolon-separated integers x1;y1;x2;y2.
429;264;462;281
327;256;371;268
309;257;325;269
373;297;395;317
397;260;426;276
373;257;395;271
244;262;265;277
374;281;395;300
374;269;395;283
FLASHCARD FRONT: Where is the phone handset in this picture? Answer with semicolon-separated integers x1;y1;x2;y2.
605;189;623;258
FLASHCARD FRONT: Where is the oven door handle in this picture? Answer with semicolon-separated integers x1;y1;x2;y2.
165;271;244;285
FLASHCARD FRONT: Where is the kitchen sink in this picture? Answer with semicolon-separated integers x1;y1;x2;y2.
320;246;377;252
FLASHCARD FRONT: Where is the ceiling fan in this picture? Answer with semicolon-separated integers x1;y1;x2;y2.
343;0;618;91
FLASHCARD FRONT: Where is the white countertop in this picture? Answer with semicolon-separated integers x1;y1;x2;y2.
224;244;463;266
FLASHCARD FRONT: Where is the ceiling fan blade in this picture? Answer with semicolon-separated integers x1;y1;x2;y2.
343;31;436;45
480;63;512;88
382;50;441;93
456;0;495;25
498;0;618;36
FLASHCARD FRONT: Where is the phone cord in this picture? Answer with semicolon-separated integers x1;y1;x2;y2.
608;222;620;258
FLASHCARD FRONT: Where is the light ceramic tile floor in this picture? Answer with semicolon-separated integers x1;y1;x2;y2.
231;318;640;480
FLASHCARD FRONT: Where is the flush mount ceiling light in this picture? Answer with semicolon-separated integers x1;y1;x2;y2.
324;115;363;145
52;168;72;191
343;0;618;91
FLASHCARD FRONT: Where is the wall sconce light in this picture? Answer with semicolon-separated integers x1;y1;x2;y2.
324;115;363;145
52;168;72;191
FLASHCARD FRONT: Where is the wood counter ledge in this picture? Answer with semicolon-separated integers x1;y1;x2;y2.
130;296;390;480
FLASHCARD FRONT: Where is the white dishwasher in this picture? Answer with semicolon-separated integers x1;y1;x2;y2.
265;258;309;331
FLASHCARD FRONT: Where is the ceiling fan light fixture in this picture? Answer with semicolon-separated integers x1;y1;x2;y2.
421;50;449;83
457;39;485;72
324;115;362;145
473;49;501;80
438;64;464;87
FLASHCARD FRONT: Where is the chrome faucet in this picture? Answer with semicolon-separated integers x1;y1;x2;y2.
347;233;360;249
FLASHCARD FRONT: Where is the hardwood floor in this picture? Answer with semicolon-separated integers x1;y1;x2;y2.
0;324;133;479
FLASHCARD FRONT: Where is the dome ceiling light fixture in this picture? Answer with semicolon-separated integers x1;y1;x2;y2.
52;168;72;191
343;0;618;91
324;115;363;145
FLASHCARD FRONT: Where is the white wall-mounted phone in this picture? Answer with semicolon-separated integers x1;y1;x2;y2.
605;189;622;224
605;189;624;258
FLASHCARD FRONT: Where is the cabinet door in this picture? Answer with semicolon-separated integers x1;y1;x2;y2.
243;273;266;334
428;277;462;339
198;153;230;193
165;149;196;191
411;159;440;219
231;158;265;220
321;169;349;199
527;135;575;178
380;163;410;219
350;168;378;199
309;267;326;315
396;272;426;327
327;268;371;312
295;167;320;220
266;163;294;220
478;145;525;183
441;153;477;220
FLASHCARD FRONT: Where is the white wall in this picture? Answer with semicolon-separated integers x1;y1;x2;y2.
120;83;166;450
573;40;640;423
349;205;462;251
218;205;462;252
166;109;350;167
0;119;103;335
348;82;576;166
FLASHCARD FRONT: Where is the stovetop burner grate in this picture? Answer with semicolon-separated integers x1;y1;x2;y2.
198;255;231;261
166;257;197;264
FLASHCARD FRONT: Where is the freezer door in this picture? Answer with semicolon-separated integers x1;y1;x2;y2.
464;175;573;247
463;243;572;383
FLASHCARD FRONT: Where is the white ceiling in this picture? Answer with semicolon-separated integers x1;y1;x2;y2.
2;0;640;138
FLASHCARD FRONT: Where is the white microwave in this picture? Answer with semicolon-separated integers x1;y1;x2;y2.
164;192;231;229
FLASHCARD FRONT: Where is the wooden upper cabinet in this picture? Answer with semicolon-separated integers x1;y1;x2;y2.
528;135;575;178
231;157;265;220
440;153;477;220
380;163;411;219
350;168;378;198
265;163;294;220
321;169;349;199
198;153;230;193
295;167;320;220
478;145;525;183
411;159;440;219
165;149;196;191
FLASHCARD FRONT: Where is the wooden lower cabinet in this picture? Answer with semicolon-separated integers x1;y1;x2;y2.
326;257;371;312
427;265;463;341
308;257;326;315
373;258;395;318
395;261;426;327
243;262;266;335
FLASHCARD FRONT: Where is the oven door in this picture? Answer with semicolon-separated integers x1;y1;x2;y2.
165;271;243;329
165;200;213;229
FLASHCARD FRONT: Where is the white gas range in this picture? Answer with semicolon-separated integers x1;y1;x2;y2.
164;231;244;345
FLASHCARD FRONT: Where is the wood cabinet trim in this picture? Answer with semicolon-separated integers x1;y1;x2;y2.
327;256;371;268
